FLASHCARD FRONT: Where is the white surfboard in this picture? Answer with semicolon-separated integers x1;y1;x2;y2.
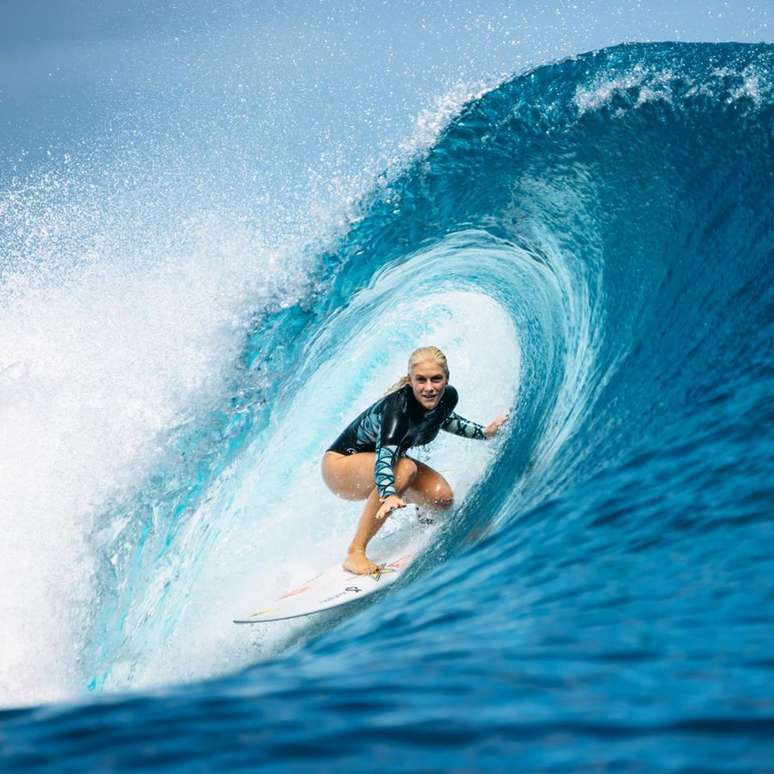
233;524;432;624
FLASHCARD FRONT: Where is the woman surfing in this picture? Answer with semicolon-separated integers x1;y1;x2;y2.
322;346;509;575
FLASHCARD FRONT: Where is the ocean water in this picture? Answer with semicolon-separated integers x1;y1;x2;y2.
1;39;773;771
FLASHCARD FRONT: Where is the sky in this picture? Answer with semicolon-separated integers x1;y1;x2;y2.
2;2;769;133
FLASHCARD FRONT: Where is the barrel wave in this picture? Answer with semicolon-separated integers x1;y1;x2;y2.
1;42;773;771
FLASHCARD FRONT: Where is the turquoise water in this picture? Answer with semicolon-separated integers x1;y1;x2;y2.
1;39;773;771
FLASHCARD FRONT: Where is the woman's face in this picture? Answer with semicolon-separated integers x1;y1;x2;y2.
409;360;448;410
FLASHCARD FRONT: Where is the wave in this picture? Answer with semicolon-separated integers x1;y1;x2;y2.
1;41;773;769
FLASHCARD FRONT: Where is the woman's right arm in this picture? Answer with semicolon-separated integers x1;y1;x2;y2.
374;440;400;499
373;394;409;516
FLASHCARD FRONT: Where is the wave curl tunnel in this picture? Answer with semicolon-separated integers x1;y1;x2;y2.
2;41;773;771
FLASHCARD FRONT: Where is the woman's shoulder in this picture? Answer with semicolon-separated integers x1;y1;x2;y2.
443;384;459;409
376;383;411;412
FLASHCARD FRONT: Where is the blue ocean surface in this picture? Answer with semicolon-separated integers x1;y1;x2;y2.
1;40;773;771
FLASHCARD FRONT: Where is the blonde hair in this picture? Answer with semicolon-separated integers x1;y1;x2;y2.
387;346;450;394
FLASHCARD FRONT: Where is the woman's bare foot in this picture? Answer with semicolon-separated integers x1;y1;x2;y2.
343;548;379;575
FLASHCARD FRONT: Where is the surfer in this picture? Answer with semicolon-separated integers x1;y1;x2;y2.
322;346;509;574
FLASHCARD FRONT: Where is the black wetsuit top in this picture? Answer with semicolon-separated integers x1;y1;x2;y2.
327;384;486;499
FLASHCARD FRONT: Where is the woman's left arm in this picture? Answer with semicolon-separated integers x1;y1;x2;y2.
441;412;485;439
442;410;509;440
483;411;509;439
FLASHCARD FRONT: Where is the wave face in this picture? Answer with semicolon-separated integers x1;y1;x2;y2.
1;42;773;770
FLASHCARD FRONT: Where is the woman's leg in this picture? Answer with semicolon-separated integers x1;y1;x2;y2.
403;459;454;509
321;451;454;574
321;451;379;500
322;451;420;573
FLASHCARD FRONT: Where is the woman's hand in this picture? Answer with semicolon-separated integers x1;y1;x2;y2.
484;411;510;439
376;494;407;520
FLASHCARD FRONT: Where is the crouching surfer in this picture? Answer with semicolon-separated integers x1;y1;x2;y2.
321;346;508;575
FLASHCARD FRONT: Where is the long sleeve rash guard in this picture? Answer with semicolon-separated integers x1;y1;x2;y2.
327;384;486;499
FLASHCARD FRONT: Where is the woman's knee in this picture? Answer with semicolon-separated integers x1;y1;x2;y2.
431;483;454;509
394;458;419;490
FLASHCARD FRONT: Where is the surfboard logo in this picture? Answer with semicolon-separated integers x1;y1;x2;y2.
321;587;361;603
370;565;397;581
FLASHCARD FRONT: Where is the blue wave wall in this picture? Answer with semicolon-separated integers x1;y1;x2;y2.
2;41;773;771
